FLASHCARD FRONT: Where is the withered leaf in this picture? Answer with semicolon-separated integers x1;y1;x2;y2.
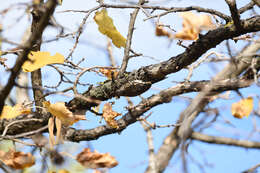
0;149;35;169
43;101;86;126
231;97;254;119
99;68;118;80
76;148;118;169
174;12;215;40
102;103;121;128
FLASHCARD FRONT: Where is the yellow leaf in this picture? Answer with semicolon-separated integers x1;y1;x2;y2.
94;9;126;48
0;104;31;119
102;103;121;128
174;12;215;40
43;101;86;126
22;51;64;72
0;149;35;169
231;97;253;119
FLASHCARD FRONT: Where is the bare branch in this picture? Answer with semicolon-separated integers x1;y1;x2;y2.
119;0;145;75
191;132;260;148
225;0;242;30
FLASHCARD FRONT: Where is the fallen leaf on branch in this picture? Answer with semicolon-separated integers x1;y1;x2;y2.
94;9;126;48
231;97;253;119
76;148;118;169
0;104;31;119
43;101;86;126
22;51;64;72
174;12;215;40
44;101;86;147
99;68;118;80
0;149;35;169
102;103;121;128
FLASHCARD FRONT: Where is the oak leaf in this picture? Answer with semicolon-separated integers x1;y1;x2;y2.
174;12;215;40
94;9;126;48
43;101;86;126
0;149;35;169
102;103;121;128
76;148;118;169
22;51;64;72
0;104;31;119
231;97;253;119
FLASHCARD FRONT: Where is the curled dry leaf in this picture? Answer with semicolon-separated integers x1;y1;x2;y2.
22;51;64;72
102;103;121;128
99;68;118;80
43;101;86;126
174;12;215;40
0;104;31;119
155;24;174;38
76;148;118;169
48;117;55;149
0;149;35;169
94;9;126;48
231;97;254;119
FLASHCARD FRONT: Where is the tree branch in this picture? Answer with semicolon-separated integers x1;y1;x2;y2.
0;0;58;115
225;0;242;30
145;39;260;173
119;0;145;75
67;16;260;111
191;132;260;148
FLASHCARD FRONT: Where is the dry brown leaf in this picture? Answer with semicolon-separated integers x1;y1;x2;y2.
155;24;173;38
76;148;118;169
43;101;86;126
0;149;35;169
55;117;63;145
0;104;31;119
231;97;254;119
102;103;121;128
174;12;215;40
48;117;55;149
99;68;118;80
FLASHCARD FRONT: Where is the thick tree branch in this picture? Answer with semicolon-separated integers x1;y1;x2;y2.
178;38;260;140
64;78;254;142
68;16;260;111
0;77;253;139
145;39;260;173
0;0;57;115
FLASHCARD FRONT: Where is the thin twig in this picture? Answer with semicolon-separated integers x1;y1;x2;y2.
2;118;44;136
119;0;145;75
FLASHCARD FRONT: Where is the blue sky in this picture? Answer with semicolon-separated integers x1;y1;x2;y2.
1;0;260;173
